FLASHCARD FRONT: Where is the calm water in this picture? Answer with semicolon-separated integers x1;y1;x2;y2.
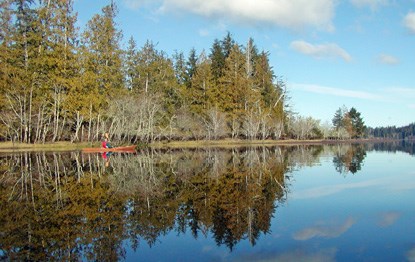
0;142;414;261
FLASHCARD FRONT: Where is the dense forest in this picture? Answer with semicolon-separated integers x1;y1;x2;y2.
0;1;404;144
367;123;415;139
0;1;287;143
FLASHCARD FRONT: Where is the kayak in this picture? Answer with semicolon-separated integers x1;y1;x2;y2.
82;145;136;153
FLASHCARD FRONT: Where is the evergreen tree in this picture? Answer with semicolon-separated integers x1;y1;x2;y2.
221;31;235;58
2;0;38;143
0;0;13;111
124;36;140;91
80;3;124;101
332;106;366;138
348;107;365;138
185;48;198;88
212;44;250;114
172;50;187;86
37;0;80;141
245;38;258;79
136;40;182;114
209;38;225;85
332;106;347;130
190;51;212;113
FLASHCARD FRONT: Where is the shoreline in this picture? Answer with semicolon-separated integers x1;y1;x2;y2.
0;138;404;152
150;138;403;149
0;141;97;152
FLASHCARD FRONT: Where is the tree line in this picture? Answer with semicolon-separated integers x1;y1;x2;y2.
367;123;415;139
0;1;288;143
1;1;372;144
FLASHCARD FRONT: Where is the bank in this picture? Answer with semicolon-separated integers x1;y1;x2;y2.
0;138;398;152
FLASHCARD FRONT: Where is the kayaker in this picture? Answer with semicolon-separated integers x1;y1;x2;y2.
102;132;113;148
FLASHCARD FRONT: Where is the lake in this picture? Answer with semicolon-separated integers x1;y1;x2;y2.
1;141;414;261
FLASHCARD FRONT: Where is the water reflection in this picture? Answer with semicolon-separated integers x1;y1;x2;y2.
0;147;290;261
0;142;413;261
332;144;366;175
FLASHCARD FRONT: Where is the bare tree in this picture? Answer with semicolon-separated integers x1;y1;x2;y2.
243;108;260;140
290;116;320;139
203;107;227;140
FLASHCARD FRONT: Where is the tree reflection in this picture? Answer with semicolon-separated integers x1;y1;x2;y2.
0;152;129;261
332;144;367;175
0;148;290;258
0;143;382;259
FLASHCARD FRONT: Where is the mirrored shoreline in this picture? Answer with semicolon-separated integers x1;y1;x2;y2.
0;141;414;261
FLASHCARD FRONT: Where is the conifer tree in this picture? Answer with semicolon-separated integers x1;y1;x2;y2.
36;0;80;141
80;3;124;103
0;0;13;111
136;40;182;114
190;51;212;113
124;37;140;91
245;38;258;79
214;44;250;114
172;50;187;87
221;32;235;58
185;48;198;88
2;0;41;142
348;107;366;138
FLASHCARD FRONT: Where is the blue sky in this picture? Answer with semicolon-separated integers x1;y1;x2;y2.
74;0;415;128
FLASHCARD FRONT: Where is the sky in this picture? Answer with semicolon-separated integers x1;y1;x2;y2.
73;0;415;128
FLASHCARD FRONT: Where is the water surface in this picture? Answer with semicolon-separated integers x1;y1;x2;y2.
0;142;414;261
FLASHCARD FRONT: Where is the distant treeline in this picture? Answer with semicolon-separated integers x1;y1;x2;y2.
367;123;415;139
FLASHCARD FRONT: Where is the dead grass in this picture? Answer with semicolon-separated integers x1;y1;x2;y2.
0;138;387;152
0;141;98;152
150;138;327;149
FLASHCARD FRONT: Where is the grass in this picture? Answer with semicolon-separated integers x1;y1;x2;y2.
0;137;388;152
150;137;391;148
0;141;98;152
151;138;329;148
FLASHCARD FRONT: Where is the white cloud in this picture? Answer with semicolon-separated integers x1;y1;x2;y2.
377;54;399;65
385;87;415;98
198;28;210;37
350;0;389;10
125;0;336;31
293;217;356;240
292;83;385;101
290;40;352;62
404;12;415;34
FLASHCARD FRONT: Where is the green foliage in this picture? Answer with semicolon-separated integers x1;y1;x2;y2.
332;106;366;138
368;123;415;139
81;3;124;103
0;3;290;143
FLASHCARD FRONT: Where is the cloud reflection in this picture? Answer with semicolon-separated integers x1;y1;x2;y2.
292;179;384;199
292;175;415;200
377;211;401;227
233;247;337;262
407;246;415;262
293;217;356;241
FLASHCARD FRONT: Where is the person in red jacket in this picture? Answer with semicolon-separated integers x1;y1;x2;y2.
101;132;113;148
